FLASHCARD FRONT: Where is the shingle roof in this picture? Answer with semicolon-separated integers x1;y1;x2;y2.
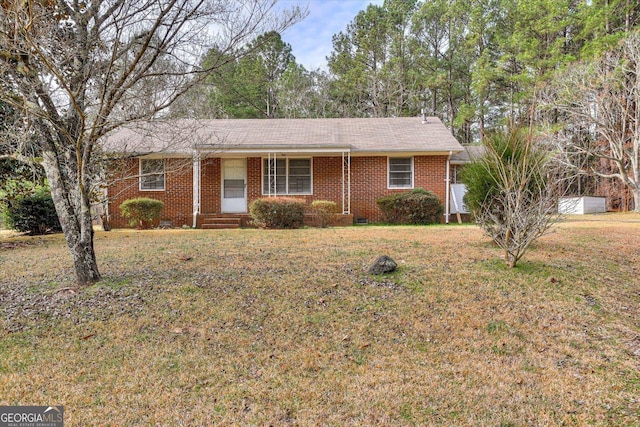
102;117;463;155
450;145;485;164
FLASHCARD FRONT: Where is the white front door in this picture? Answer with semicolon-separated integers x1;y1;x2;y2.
221;159;247;213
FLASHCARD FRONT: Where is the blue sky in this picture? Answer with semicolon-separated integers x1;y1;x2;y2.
279;0;383;70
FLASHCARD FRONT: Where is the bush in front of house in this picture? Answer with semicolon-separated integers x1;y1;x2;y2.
249;197;305;229
459;127;557;268
3;188;62;235
311;200;338;228
119;197;164;229
376;188;443;225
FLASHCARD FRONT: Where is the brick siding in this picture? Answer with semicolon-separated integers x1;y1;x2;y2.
200;157;221;214
108;155;449;228
350;156;447;222
107;158;194;228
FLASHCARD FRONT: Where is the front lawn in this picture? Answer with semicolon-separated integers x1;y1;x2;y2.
1;215;639;425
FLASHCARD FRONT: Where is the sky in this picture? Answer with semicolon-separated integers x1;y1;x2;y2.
278;0;383;71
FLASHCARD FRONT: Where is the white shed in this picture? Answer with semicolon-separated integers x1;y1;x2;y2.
450;183;469;214
558;196;607;214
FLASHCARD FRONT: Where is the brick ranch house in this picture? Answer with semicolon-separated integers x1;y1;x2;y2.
103;116;464;228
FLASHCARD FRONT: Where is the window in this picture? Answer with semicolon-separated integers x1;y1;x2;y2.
288;159;312;194
224;180;245;198
388;157;413;188
140;159;165;191
263;158;312;195
452;165;460;184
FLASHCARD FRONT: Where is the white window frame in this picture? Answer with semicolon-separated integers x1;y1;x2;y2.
388;157;414;189
262;157;313;195
139;159;165;191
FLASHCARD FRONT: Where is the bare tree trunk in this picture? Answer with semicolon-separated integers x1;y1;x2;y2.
504;228;516;268
42;150;100;285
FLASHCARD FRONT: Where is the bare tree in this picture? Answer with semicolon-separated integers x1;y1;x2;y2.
545;30;640;212
0;0;304;285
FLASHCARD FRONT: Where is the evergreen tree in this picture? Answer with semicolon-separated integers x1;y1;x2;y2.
203;32;295;118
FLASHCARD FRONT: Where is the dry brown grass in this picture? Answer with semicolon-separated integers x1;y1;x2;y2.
1;214;639;426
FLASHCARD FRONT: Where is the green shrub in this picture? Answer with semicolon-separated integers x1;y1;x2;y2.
460;129;547;218
119;197;164;229
4;189;62;235
376;188;443;225
249;197;305;229
311;200;338;228
1;179;40;227
459;127;556;268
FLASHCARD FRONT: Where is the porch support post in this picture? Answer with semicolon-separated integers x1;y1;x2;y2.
192;151;201;228
268;152;276;197
342;151;351;214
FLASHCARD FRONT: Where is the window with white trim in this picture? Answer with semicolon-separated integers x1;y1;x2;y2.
262;158;312;195
388;157;413;188
140;159;165;191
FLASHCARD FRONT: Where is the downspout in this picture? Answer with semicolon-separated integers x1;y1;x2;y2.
192;151;201;228
347;151;351;214
445;151;452;224
342;151;345;214
104;187;109;228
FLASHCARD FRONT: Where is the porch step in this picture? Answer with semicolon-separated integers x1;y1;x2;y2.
200;216;243;229
202;223;240;229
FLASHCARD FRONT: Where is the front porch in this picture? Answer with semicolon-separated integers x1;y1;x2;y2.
192;148;353;228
